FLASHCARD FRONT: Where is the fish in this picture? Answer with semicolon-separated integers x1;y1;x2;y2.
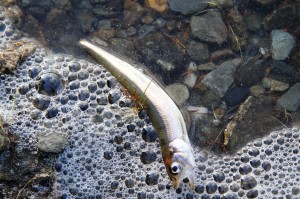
79;39;196;189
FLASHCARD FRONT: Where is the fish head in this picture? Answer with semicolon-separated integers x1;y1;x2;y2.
167;139;196;189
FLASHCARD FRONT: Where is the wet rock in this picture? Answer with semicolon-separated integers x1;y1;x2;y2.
77;12;97;33
37;132;68;153
223;85;249;107
146;0;168;13
263;4;296;31
249;85;265;96
137;24;155;39
71;0;92;9
0;131;10;152
169;0;207;15
245;13;262;32
269;61;300;85
277;83;300;111
269;79;289;92
191;11;228;44
211;49;235;65
202;58;242;97
234;56;265;88
124;0;145;27
224;96;283;152
0;41;36;74
254;0;276;5
136;32;185;72
209;0;233;8
271;30;295;61
53;0;70;8
197;62;217;71
183;62;197;88
165;83;189;106
227;8;248;51
187;40;209;63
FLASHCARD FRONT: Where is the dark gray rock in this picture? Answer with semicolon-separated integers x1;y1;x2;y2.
277;83;300;111
37;132;69;153
245;13;262;32
269;61;300;85
202;58;242;97
263;4;296;31
271;30;295;61
191;11;228;44
187;40;209;63
169;0;207;15
234;56;265;88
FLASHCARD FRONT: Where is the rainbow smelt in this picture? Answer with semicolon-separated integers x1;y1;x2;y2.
79;40;196;189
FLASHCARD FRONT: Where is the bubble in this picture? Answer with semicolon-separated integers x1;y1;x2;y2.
33;94;50;111
37;72;65;96
206;182;217;194
28;66;42;78
145;172;159;186
126;124;136;132
78;70;89;80
239;164;252;175
46;107;59;118
68;62;81;72
140;151;157;164
103;151;113;160
213;171;225;183
195;185;205;194
108;91;121;104
142;126;157;142
241;176;257;190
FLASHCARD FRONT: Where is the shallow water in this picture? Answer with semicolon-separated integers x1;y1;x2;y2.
0;0;299;198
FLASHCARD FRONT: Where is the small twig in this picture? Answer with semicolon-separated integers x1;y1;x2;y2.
16;173;51;199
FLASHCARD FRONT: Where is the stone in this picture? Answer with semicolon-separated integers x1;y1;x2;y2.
165;83;189;106
169;0;207;15
187;40;209;63
269;61;300;85
191;11;228;44
234;56;265;88
269;79;289;92
202;58;242;97
263;4;296;31
271;30;295;61
277;83;300;111
37;132;69;153
245;13;262;32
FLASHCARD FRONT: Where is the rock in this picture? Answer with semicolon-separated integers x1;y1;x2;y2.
136;32;185;73
0;132;10;152
211;49;235;65
124;0;145;27
137;24;155;39
269;79;289;92
146;0;168;13
71;0;92;9
37;132;69;153
187;40;209;63
223;85;249;107
224;96;284;152
0;41;36;74
277;83;300;111
202;58;242;97
198;62;217;71
271;30;295;61
169;0;207;15
290;50;300;71
234;56;265;88
165;83;189;106
269;61;300;85
98;20;111;30
191;11;228;44
263;4;296;31
227;8;248;51
254;0;276;5
53;0;70;8
92;7;119;17
208;0;233;8
245;13;262;32
77;12;97;33
183;73;197;89
249;85;265;96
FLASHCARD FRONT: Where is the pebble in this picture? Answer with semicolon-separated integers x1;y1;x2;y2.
269;79;289;92
211;49;235;65
36;132;69;153
169;0;207;15
277;83;300;111
234;56;265;88
245;13;262;32
249;85;265;96
269;61;300;85
271;29;295;61
187;40;209;63
190;11;228;44
202;58;241;97
165;83;189;106
263;4;296;31
183;72;197;89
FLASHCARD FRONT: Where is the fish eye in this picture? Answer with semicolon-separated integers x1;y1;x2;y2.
170;162;182;175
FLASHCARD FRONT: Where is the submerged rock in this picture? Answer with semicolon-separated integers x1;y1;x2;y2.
169;0;207;15
277;83;300;111
271;29;295;61
191;11;228;44
37;132;68;153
